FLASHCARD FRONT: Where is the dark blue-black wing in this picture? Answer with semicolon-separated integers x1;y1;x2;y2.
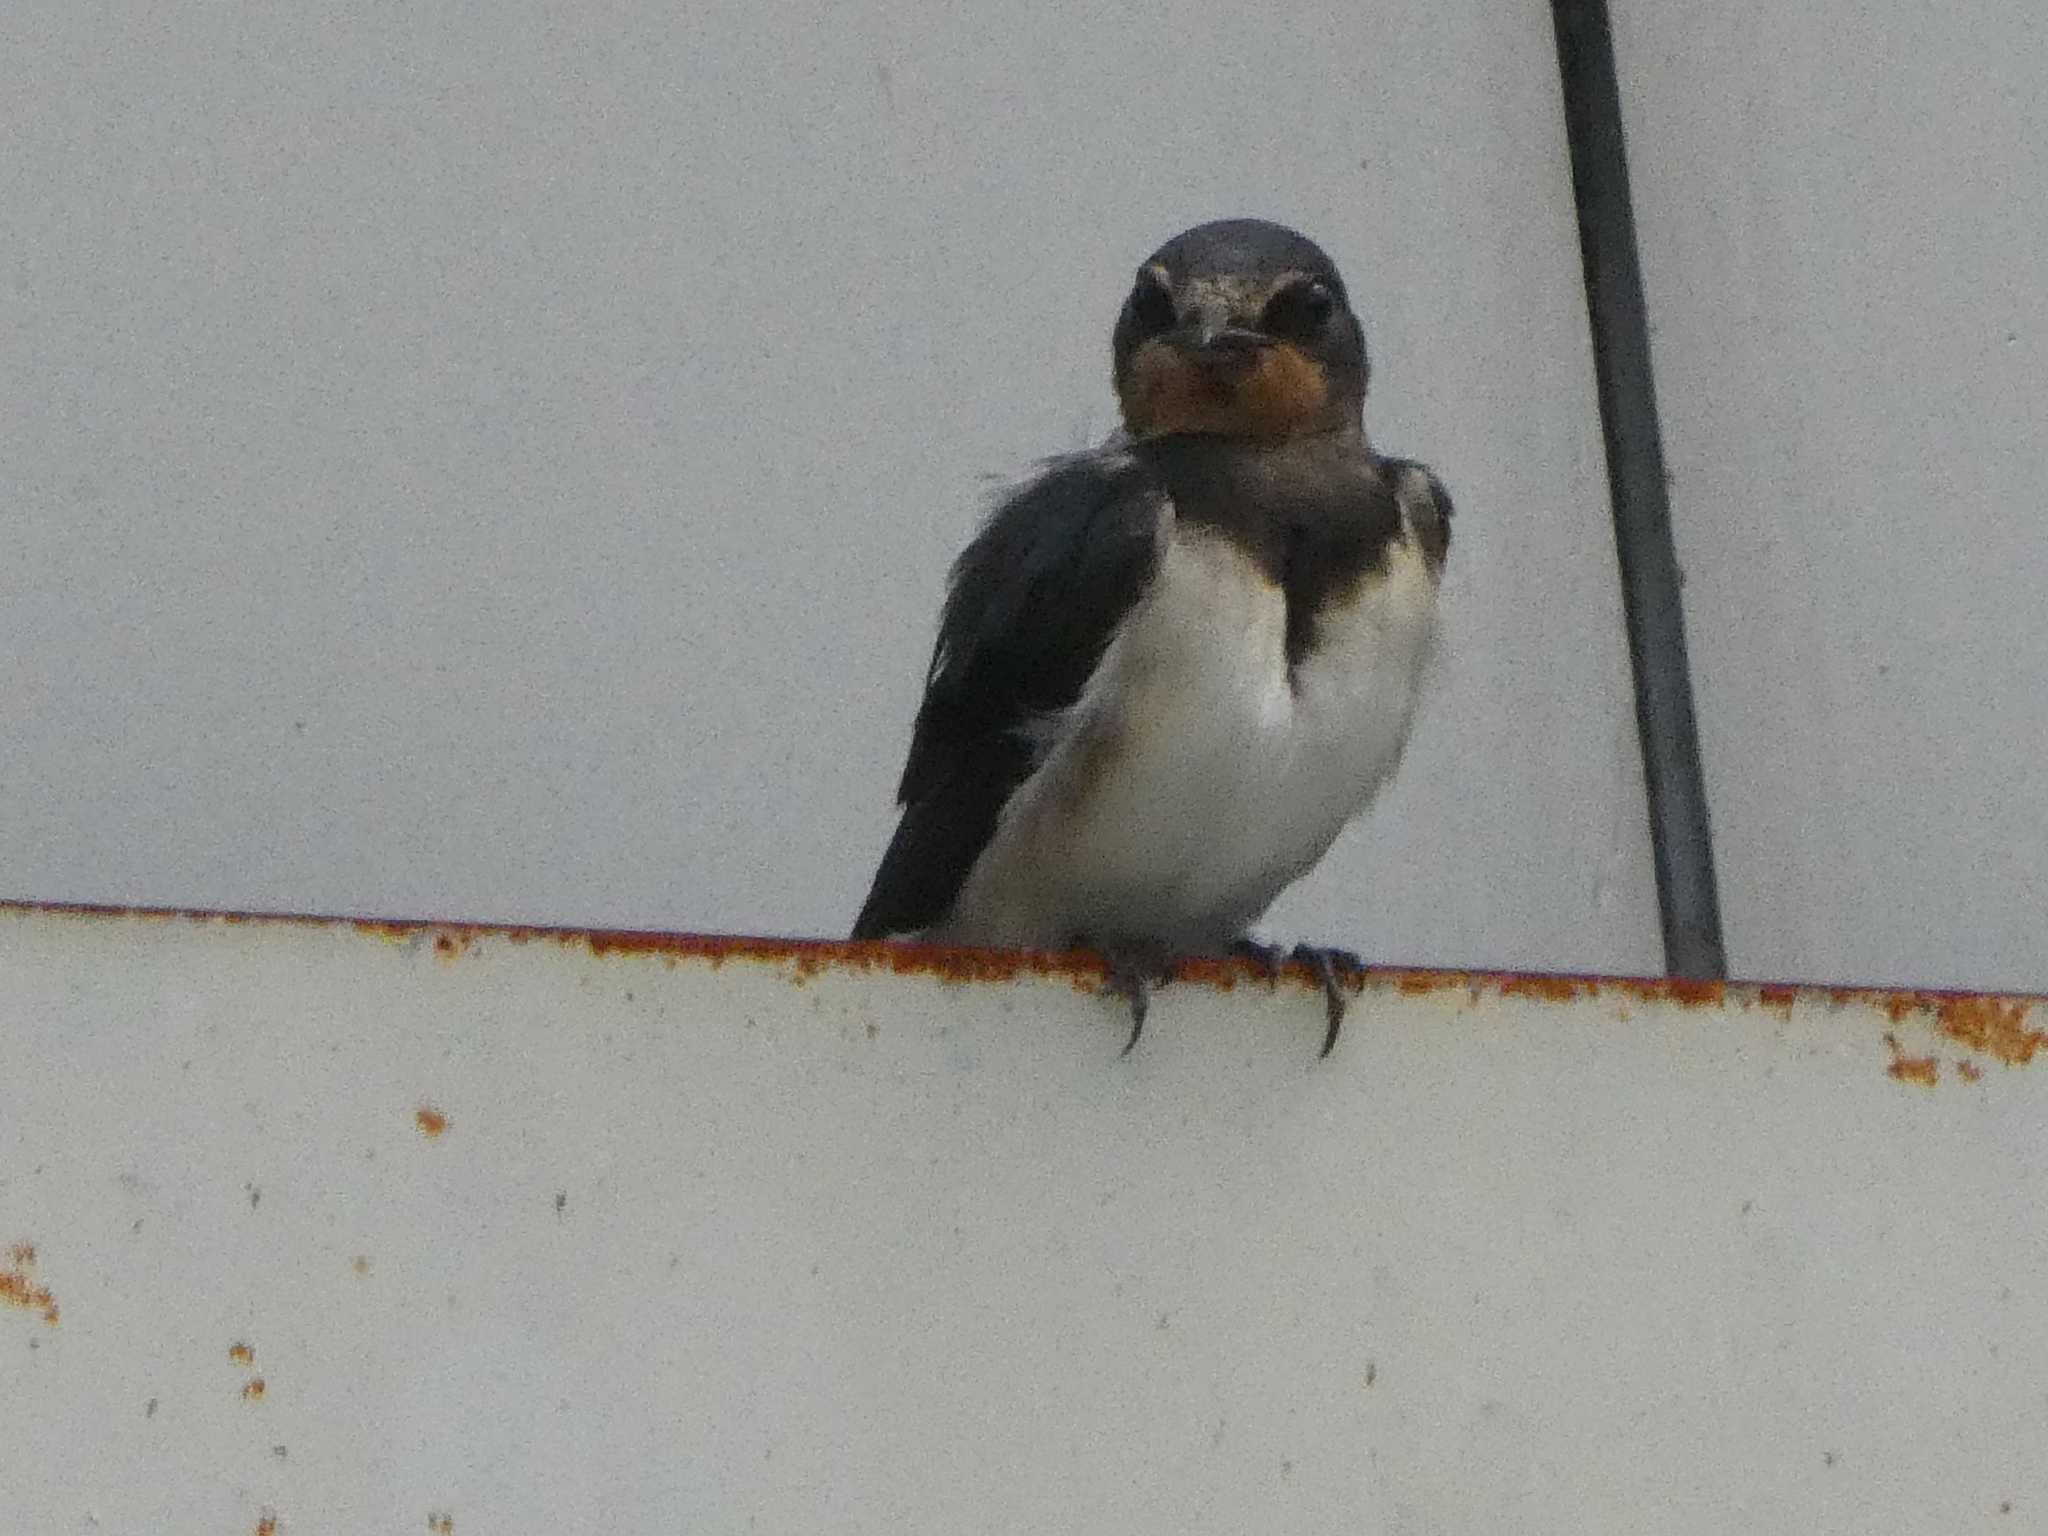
1375;454;1454;569
852;447;1166;939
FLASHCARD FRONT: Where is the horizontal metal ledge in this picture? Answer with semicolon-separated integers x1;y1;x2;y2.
4;901;2044;1532
4;899;2042;1078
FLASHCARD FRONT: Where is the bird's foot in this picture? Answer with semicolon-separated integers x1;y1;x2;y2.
1231;937;1288;981
1293;944;1366;1059
1234;940;1366;1058
1082;935;1177;1056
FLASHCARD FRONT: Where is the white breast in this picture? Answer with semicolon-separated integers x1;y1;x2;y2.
940;517;1442;950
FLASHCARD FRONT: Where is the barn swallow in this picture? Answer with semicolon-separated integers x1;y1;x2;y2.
853;218;1452;1057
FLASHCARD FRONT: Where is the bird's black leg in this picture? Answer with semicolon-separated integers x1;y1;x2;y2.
1292;944;1366;1059
1081;935;1176;1056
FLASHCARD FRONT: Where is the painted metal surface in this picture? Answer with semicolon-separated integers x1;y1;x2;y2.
4;904;2045;1534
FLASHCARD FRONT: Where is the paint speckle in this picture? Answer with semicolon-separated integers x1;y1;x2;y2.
1364;1361;1377;1387
416;1106;449;1138
144;1397;158;1418
352;1255;371;1276
554;1191;567;1218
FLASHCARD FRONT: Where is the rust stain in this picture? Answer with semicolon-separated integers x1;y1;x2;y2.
1;1242;58;1326
1614;976;1727;1008
1394;972;1451;995
1958;1059;1984;1083
415;1106;449;1138
428;1515;455;1534
1884;1033;1939;1088
257;1515;279;1536
1937;997;2043;1067
228;1342;255;1365
352;1255;372;1276
10;903;2046;1048
1499;975;1583;1003
242;1376;267;1400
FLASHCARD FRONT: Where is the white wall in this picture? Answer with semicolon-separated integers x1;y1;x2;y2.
1613;2;2048;989
2;1;1659;976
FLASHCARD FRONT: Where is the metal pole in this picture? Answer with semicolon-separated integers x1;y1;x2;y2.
1550;0;1727;979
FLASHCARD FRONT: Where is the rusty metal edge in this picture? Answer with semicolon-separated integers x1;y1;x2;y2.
1;897;2041;1022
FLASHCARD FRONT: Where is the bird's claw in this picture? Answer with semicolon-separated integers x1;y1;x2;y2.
1235;940;1365;1057
1086;936;1177;1056
1293;944;1366;1058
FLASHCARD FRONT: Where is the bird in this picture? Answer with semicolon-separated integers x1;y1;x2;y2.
852;218;1452;1057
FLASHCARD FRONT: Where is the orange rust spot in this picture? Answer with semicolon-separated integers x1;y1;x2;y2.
432;932;467;961
1937;997;2044;1067
415;1106;448;1138
1391;970;1467;996
229;1342;255;1365
1;1244;58;1326
1499;974;1582;1003
428;1516;455;1534
1958;1059;1984;1083
257;1516;278;1536
1554;975;1728;1008
1756;984;1798;1010
242;1376;267;1400
1884;1033;1938;1088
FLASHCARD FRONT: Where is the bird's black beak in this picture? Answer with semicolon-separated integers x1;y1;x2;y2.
1187;324;1273;355
1175;323;1274;379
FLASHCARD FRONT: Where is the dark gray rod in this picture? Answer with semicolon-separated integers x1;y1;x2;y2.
1550;0;1728;979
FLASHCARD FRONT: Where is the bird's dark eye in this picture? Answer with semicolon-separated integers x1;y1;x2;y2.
1260;279;1335;340
1127;269;1178;337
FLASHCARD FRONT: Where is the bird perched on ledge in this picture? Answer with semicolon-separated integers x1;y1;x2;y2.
853;218;1452;1057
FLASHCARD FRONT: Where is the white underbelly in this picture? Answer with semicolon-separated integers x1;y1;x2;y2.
942;524;1440;949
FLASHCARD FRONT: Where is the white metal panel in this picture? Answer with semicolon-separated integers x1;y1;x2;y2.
5;905;2044;1533
1611;2;2048;988
0;0;1658;976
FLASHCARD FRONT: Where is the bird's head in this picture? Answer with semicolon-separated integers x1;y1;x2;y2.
1112;218;1368;442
